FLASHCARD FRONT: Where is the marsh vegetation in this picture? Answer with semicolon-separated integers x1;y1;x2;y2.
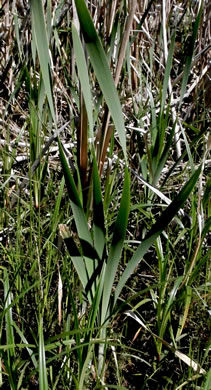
0;0;210;389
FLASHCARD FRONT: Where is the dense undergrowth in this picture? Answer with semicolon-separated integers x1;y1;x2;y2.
0;0;210;389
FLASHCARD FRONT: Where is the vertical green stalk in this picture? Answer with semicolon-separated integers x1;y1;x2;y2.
39;317;48;390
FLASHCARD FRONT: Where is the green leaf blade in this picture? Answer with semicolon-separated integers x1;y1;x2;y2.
30;0;55;122
74;0;127;161
114;165;202;305
72;23;94;139
39;318;48;390
58;138;91;244
179;5;203;106
101;168;130;322
92;152;105;260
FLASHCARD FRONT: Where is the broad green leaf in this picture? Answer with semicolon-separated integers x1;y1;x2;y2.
73;0;98;42
74;0;127;161
59;225;87;290
114;166;201;305
101;168;130;322
30;0;55;122
87;265;105;330
72;23;93;140
204;368;211;390
58;140;101;299
58;138;91;245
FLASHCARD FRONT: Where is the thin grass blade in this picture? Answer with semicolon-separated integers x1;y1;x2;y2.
179;4;203;106
39;318;48;390
159;276;183;340
161;32;176;113
29;0;55;122
115;165;202;304
12;321;38;369
125;311;206;374
4;269;15;358
92;152;105;260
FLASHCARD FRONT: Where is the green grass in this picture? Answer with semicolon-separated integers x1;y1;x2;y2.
0;0;210;389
